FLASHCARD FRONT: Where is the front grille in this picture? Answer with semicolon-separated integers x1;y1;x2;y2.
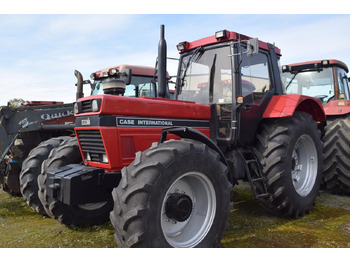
81;100;92;113
76;130;106;162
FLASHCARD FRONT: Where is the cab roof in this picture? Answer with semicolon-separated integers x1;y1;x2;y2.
178;30;281;56
285;59;349;73
94;64;170;79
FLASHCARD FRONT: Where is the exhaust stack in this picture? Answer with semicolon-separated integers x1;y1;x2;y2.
74;70;84;101
157;25;167;98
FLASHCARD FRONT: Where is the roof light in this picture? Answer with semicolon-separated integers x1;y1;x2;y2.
177;41;188;52
215;30;228;40
109;68;118;75
322;60;329;66
282;65;289;72
102;71;108;77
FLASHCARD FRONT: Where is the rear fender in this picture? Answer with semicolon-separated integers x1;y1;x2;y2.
263;94;326;122
323;100;350;116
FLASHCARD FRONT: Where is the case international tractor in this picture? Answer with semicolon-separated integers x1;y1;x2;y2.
3;64;169;216
38;25;327;247
282;60;350;194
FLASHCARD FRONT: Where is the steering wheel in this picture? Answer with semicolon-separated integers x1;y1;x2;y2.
315;95;327;104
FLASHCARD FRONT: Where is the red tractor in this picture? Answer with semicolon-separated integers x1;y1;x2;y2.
40;26;326;247
282;59;350;194
18;64;170;216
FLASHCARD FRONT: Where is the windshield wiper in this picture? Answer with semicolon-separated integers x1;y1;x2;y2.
285;72;298;91
179;47;203;92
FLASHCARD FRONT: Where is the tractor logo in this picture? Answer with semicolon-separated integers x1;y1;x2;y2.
41;110;74;121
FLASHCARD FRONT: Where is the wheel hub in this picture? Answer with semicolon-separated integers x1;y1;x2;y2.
165;193;193;222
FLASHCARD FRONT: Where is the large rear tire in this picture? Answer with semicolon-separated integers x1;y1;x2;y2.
254;112;323;218
323;115;350;194
110;139;232;248
19;136;70;215
37;137;113;227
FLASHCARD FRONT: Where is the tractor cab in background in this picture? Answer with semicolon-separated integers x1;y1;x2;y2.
282;59;350;194
78;64;172;98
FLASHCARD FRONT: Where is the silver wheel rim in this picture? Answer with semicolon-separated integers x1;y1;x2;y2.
78;202;107;211
291;134;318;196
161;172;216;248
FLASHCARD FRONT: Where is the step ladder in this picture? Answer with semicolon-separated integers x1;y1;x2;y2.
239;150;269;199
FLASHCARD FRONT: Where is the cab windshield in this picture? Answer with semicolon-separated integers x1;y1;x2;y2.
282;68;337;104
177;45;233;105
91;75;158;97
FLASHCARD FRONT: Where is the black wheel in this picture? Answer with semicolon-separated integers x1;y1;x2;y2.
37;137;113;227
323;115;350;194
254;112;323;218
110;139;232;248
19;136;70;215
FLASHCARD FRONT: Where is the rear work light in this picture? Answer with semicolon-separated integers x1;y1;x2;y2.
177;41;188;52
215;30;228;40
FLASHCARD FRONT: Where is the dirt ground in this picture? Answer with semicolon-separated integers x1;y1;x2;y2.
0;182;349;248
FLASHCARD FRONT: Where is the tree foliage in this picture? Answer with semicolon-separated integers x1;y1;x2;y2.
7;98;25;108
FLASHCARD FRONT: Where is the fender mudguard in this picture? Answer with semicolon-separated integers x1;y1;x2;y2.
263;94;326;122
160;126;236;185
323;100;350;116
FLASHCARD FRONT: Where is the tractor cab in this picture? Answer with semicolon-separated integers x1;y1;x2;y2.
175;30;283;145
282;60;350;107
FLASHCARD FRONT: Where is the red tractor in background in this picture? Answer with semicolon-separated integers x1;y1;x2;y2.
282;59;350;194
16;64;171;216
39;25;327;247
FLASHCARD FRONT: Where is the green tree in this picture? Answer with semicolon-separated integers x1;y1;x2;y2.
7;98;25;107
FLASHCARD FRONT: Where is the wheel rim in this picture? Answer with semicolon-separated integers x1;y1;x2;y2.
161;172;216;248
291;134;318;196
78;202;107;211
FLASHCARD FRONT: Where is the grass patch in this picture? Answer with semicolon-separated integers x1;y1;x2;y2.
1;183;350;247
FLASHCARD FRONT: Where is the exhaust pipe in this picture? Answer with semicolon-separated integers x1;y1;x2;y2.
157;25;167;98
74;70;84;100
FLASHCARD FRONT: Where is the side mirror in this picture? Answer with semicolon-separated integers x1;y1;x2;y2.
247;38;259;57
120;68;132;85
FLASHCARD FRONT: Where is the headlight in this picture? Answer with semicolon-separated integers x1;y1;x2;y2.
85;152;91;161
73;102;79;114
91;99;99;112
101;154;108;164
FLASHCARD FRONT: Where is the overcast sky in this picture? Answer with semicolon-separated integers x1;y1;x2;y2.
1;2;350;105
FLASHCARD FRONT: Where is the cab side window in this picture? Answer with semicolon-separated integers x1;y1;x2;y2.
337;67;350;100
241;48;271;103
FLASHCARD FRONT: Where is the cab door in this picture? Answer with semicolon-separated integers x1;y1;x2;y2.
236;48;274;144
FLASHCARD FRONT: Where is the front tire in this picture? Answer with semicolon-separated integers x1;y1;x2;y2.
20;136;70;215
37;137;113;227
110;139;232;248
254;112;323;218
